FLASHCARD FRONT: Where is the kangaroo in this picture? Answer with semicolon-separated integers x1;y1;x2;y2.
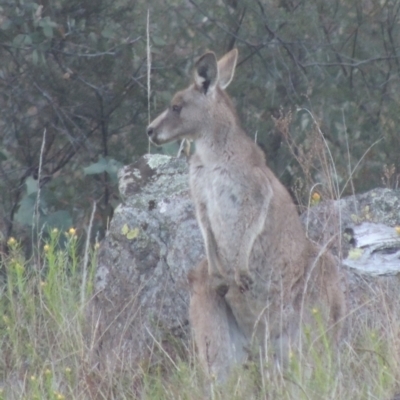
147;49;346;381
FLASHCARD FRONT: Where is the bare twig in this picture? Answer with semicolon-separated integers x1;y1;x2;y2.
81;201;97;307
342;110;356;199
147;9;152;155
33;128;46;269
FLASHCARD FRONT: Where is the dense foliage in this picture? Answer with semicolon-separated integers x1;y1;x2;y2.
1;0;400;246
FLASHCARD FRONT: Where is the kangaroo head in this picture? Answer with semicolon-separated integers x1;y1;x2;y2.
147;49;238;146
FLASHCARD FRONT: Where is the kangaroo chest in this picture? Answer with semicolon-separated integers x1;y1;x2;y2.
190;159;257;258
192;162;246;215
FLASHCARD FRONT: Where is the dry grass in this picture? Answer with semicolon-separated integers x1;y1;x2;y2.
0;230;399;400
272;107;385;210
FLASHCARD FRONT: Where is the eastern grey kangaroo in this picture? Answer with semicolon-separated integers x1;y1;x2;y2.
147;49;346;381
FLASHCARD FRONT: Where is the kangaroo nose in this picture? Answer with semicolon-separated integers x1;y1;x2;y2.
147;127;154;137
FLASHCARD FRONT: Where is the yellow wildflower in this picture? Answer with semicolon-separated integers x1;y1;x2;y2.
311;192;321;206
312;192;321;201
7;237;16;246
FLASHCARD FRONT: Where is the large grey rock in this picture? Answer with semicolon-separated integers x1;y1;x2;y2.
301;188;400;258
91;154;400;369
90;155;204;369
301;188;400;333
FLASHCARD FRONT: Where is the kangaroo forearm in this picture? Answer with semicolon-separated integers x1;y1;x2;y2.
237;197;271;272
196;207;224;277
238;219;267;271
204;228;224;276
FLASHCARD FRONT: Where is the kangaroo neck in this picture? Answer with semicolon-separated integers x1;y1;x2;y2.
195;122;244;165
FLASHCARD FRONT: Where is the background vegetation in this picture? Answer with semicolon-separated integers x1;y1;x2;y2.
1;1;400;397
1;0;400;246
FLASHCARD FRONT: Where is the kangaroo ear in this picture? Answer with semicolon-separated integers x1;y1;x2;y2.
194;52;218;94
217;49;238;89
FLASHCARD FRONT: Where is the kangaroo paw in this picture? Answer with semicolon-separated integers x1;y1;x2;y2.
210;273;229;297
235;270;253;293
215;283;230;297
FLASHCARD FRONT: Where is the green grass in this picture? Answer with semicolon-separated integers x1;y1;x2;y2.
0;232;399;399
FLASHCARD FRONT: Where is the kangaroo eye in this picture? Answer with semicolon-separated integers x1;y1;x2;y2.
172;104;182;113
